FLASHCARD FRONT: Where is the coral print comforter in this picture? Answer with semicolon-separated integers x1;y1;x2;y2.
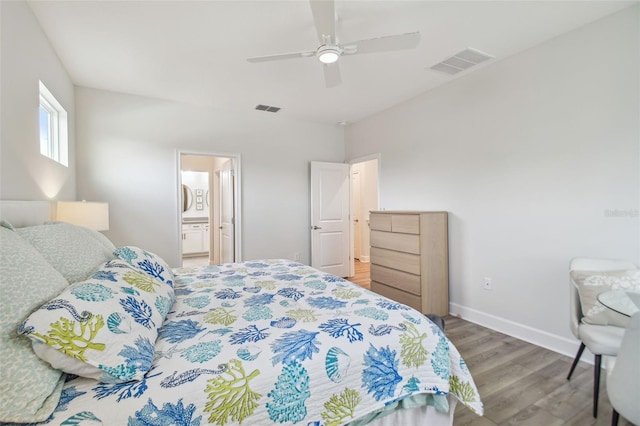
30;259;482;425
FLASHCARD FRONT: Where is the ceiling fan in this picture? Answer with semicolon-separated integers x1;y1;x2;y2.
246;0;420;88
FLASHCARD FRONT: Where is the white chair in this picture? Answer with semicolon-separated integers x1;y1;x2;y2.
567;257;637;418
606;312;640;426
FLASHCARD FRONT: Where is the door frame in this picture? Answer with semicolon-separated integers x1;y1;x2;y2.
177;150;242;264
218;158;236;264
348;153;381;277
352;169;362;261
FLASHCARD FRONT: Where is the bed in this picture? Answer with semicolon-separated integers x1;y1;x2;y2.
0;201;482;426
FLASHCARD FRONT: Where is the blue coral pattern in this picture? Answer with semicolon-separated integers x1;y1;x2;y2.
28;259;482;425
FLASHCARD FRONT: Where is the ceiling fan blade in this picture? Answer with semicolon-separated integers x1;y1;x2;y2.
310;0;336;44
247;50;316;63
323;62;341;88
342;31;420;55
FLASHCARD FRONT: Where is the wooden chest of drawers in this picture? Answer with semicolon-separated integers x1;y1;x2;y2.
369;211;449;316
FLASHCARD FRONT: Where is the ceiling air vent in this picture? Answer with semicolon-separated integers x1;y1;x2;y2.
255;104;281;113
430;48;493;75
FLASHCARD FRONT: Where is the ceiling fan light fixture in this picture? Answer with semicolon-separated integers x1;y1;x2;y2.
246;0;421;87
317;45;341;64
319;52;339;64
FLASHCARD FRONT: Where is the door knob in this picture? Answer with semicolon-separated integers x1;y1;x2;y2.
311;225;322;230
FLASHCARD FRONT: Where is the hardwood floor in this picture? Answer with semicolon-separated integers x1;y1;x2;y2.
349;259;371;289
346;261;631;425
446;317;630;425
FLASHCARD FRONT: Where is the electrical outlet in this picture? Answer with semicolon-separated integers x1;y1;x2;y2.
293;252;300;261
483;277;493;291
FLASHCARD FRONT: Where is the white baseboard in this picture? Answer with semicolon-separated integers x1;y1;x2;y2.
449;302;593;363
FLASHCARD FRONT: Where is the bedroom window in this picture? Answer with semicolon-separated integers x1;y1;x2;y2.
39;81;68;166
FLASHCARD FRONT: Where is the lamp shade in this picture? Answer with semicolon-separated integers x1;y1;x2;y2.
56;201;109;231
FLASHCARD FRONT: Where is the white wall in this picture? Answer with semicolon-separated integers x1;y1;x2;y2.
346;6;639;354
75;87;344;267
181;171;210;220
0;1;76;201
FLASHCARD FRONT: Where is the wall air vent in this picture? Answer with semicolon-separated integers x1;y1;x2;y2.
255;104;281;113
430;48;494;75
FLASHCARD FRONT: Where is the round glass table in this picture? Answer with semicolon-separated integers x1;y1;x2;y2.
597;290;640;317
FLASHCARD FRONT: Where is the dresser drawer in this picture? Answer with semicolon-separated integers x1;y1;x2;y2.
370;247;420;275
391;214;419;234
370;213;420;234
370;213;391;231
371;264;421;296
370;230;420;254
371;282;422;312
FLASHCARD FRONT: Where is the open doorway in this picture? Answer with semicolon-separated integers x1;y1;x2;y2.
179;152;241;267
350;155;379;279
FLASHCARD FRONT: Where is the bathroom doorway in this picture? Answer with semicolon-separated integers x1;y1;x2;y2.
179;152;241;267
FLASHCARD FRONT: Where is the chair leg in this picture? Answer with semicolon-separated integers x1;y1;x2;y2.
593;354;602;418
567;343;586;380
611;409;619;426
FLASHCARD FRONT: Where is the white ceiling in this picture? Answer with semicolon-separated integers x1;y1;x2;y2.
27;0;635;125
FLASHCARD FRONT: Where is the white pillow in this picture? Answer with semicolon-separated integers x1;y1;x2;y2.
114;246;175;286
571;269;640;327
20;259;175;383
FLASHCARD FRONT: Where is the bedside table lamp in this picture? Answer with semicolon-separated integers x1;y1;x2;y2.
56;201;109;231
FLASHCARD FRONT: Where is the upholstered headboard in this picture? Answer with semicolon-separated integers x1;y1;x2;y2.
0;200;53;228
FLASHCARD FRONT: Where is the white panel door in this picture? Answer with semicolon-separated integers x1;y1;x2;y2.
219;160;235;264
310;161;350;277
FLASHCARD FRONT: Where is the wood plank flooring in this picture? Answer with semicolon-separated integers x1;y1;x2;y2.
349;259;371;289
346;261;631;425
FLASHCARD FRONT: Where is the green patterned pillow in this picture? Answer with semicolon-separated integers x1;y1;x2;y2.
0;227;68;423
19;259;175;383
16;222;115;284
0;219;15;230
43;221;116;252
